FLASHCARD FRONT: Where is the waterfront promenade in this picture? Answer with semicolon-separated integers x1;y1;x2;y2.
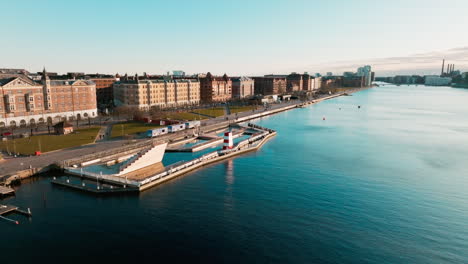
8;85;468;263
0;89;366;182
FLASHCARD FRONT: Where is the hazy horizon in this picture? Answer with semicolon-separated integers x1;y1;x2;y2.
2;0;467;76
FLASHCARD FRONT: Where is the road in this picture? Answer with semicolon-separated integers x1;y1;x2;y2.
0;91;353;178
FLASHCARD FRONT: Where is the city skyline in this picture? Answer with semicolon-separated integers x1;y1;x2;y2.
2;0;468;76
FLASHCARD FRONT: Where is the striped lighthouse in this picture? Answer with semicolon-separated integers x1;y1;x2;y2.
223;131;234;150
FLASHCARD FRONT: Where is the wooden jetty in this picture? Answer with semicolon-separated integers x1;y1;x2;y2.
0;185;15;197
0;204;32;225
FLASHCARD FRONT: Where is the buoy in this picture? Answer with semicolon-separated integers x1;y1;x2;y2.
16;221;19;225
323;117;326;120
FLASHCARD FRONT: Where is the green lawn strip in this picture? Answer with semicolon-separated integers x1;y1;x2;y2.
229;105;255;114
111;122;162;138
162;112;203;121
193;107;226;117
0;127;101;155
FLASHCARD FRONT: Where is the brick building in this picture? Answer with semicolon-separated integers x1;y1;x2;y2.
342;76;365;87
113;75;200;109
252;76;287;95
87;76;117;107
231;76;254;99
286;73;304;92
0;69;97;128
199;72;232;103
321;76;343;89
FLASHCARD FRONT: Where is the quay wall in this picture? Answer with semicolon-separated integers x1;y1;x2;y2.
2;90;362;186
139;132;276;191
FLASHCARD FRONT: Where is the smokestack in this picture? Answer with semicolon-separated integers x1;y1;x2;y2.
441;59;445;76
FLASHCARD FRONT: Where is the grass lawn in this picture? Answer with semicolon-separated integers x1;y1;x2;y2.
111;122;162;138
0;127;101;155
193;107;226;117
229;105;256;114
161;112;203;121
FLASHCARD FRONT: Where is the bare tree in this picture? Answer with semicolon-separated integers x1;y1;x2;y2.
149;106;164;120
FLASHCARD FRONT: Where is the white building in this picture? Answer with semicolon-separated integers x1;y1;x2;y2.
424;76;452;86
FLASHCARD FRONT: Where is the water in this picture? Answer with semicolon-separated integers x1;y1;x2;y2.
2;85;468;263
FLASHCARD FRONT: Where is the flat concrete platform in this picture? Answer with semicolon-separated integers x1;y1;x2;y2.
52;179;139;194
0;204;18;215
0;185;15;196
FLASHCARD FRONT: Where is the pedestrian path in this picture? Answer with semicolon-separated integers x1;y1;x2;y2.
190;111;215;118
224;104;231;115
95;124;113;142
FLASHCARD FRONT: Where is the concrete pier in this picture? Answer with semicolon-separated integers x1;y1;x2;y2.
57;123;276;194
0;186;15;197
0;204;32;224
51;179;139;194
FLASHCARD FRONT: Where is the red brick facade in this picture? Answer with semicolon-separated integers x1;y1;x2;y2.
199;72;232;103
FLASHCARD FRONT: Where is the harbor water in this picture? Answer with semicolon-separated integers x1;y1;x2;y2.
2;85;468;263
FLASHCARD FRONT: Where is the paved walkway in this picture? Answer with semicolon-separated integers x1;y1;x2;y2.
0;89;367;178
95;124;113;142
190;111;215;118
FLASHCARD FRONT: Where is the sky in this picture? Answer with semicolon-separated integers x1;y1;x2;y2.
1;0;468;76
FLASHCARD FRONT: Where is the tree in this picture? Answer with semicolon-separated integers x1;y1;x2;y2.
149;106;164;120
46;117;53;134
131;107;146;121
76;114;82;128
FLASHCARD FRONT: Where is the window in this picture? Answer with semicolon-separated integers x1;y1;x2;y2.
18;97;24;102
29;97;34;102
9;105;15;111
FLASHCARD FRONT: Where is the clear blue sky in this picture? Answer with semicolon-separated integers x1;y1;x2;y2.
2;0;467;76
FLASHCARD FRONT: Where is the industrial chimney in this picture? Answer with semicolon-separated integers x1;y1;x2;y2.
441;59;445;76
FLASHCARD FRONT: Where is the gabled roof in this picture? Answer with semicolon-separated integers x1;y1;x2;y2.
50;79;95;86
0;75;40;87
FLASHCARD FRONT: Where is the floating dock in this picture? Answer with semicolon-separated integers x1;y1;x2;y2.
0;204;32;225
51;178;139;194
0;185;15;197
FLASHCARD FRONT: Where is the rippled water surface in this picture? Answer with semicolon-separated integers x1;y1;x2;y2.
2;85;468;263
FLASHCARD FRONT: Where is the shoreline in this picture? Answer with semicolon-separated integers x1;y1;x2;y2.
1;86;371;188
